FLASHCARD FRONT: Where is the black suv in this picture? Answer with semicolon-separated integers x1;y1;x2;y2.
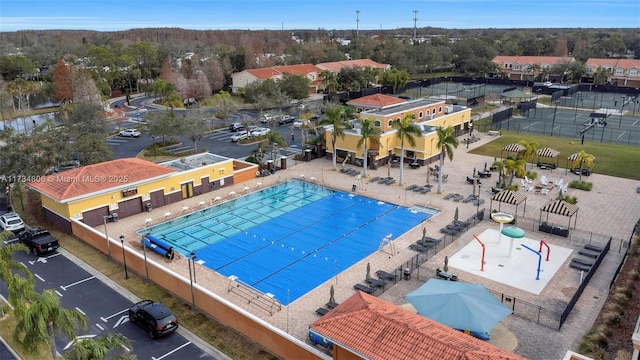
128;300;178;338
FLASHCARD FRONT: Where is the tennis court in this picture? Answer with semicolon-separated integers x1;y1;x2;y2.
139;179;434;304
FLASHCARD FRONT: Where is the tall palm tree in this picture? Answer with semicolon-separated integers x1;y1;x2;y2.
320;104;347;170
503;158;527;187
63;333;134;360
356;118;381;178
392;114;422;185
320;70;339;95
265;131;286;163
13;289;87;359
518;139;539;170
572;150;595;181
435;126;459;194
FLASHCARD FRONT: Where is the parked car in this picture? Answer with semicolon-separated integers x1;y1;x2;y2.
230;132;249;142
278;115;295;125
259;114;275;124
292;120;303;129
128;300;179;339
19;228;59;256
229;123;245;132
250;127;270;137
543;81;553;87
0;212;24;233
118;128;141;137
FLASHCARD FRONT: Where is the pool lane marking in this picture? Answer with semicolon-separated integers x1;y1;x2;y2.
60;276;95;291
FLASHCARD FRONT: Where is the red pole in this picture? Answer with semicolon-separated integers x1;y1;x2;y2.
473;235;486;271
538;239;551;261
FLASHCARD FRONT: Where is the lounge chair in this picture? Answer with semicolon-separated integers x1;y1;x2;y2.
409;244;431;253
462;194;477;203
376;270;398;280
571;258;595;267
473;198;485;206
452;194;464;202
416;240;436;248
369;176;380;183
569;262;592;272
423;236;442;244
378;177;391;184
453;220;469;227
326;301;339;309
406;184;419;191
419;187;431;194
315;308;329;316
584;244;603;252
443;193;455;200
384;178;396;185
578;248;601;258
440;227;459;236
353;283;376;295
365;277;387;288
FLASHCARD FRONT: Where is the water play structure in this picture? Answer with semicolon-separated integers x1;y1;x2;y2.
491;212;515;244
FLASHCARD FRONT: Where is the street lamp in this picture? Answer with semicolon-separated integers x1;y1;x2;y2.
190;251;197;283
102;215;113;258
476;184;482;222
151;136;157;158
120;235;128;279
142;239;149;283
550;100;559;137
188;251;196;309
619;95;626;127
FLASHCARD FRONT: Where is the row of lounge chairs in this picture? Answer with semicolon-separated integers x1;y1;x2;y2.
439;220;470;236
409;236;442;253
570;244;604;272
368;176;396;185
340;168;361;177
443;193;464;202
315;301;340;316
406;184;432;193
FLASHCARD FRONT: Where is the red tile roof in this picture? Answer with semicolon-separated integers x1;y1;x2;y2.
28;158;176;202
492;56;574;67
246;68;281;80
309;292;525;360
243;64;322;80
586;58;640;71
347;94;407;108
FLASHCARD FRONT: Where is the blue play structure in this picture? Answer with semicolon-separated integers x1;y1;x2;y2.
520;243;542;280
140;180;435;305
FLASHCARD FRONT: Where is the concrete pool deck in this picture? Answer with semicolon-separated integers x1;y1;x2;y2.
102;133;640;359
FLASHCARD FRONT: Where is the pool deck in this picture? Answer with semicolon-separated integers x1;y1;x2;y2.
104;134;640;360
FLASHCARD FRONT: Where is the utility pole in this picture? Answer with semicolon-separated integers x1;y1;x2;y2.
356;10;360;38
413;10;419;43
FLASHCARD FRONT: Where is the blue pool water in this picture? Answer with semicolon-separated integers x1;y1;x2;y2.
139;179;437;305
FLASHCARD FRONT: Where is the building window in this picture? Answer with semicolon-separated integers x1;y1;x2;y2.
374;120;381;127
514;64;521;70
418;111;423;118
406;150;415;158
432;108;436;114
387;119;393;128
630;69;638;76
438;106;442;113
615;68;624;75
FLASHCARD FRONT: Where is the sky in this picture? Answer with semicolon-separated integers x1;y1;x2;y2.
1;0;639;32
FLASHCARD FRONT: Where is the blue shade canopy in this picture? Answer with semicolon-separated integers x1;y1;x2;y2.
501;226;525;238
405;278;512;335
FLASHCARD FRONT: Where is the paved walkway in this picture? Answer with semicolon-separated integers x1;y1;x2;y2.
104;132;640;360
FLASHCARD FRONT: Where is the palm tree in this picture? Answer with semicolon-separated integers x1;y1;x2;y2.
518;139;539;170
435;126;459;194
392;114;422;185
356;118;381;178
13;289;87;359
320;104;347;170
63;333;134;360
320;70;339;95
265;131;286;163
503;158;527;187
572;150;595;181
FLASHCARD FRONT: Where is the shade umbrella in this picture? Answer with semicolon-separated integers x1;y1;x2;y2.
405;278;512;335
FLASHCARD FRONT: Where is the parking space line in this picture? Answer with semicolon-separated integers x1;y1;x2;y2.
34;273;45;282
60;276;95;291
151;341;192;360
75;307;86;315
95;323;104;331
55;290;63;297
100;308;128;322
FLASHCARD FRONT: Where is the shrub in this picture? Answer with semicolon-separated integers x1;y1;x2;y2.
569;180;593;191
525;171;537;180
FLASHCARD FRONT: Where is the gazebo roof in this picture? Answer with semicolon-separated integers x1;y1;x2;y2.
568;153;596;162
492;190;527;206
502;143;526;153
537;147;560;159
540;199;579;217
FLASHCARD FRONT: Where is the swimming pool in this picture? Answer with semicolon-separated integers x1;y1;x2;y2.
139;179;436;305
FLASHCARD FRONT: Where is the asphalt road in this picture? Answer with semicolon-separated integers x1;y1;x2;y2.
0;248;223;360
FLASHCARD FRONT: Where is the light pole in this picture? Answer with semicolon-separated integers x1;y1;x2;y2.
619;95;626;127
102;215;113;258
466;126;471;149
142;239;149;283
151;136;157;158
476;184;482;221
120;235;128;279
188;252;196;310
550;100;559;137
191;251;197;283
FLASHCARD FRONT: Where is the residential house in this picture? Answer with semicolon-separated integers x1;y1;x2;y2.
231;63;323;94
585;58;640;87
492;56;575;82
324;93;471;167
309;291;526;360
315;59;391;73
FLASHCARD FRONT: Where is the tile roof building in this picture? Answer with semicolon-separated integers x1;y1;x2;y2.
309;291;526;360
585;58;640;87
231;63;323;94
492;56;575;82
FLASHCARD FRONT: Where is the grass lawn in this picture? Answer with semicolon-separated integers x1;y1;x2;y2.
470;132;640;181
